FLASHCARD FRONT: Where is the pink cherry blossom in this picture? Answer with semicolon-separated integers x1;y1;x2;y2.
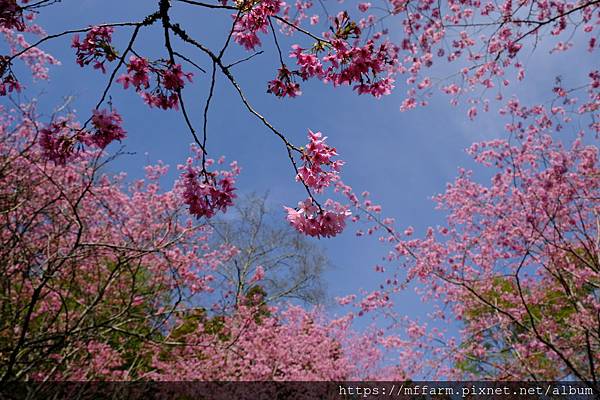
289;33;399;98
178;150;240;219
117;57;192;110
232;0;281;50
296;129;343;192
358;2;371;12
72;26;116;73
284;198;350;238
90;108;126;148
39;120;77;165
267;65;302;97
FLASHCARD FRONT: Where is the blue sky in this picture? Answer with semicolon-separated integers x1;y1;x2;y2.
8;0;596;338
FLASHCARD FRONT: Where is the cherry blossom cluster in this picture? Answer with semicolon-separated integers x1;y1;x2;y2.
117;56;193;110
0;57;21;96
90;108;126;148
284;129;351;238
386;0;599;114
178;151;240;219
296;129;343;192
285;198;351;238
0;0;25;31
279;0;316;33
286;13;400;98
1;10;59;90
68;341;129;380
40;108;126;163
39;120;77;165
72;26;117;73
232;0;281;50
267;65;301;97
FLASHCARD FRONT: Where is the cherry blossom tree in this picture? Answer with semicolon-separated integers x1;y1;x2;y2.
0;102;221;380
339;99;600;384
433;103;600;383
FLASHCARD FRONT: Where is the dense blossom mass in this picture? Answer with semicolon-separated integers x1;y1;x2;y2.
39;108;127;163
39;119;77;164
179;149;240;219
289;36;399;98
90;108;127;148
